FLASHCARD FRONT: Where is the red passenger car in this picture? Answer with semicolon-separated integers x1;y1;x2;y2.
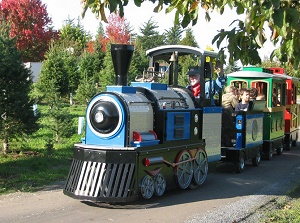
269;67;300;150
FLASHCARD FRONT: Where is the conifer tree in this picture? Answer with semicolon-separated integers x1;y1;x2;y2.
37;44;71;98
0;22;37;153
98;45;115;91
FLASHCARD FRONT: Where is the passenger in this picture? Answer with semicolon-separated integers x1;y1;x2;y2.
256;93;265;100
222;86;239;110
249;87;258;100
235;88;250;111
187;67;201;98
272;89;280;106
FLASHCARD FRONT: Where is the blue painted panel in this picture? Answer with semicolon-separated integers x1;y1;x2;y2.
203;107;222;113
236;115;243;130
131;82;167;90
85;94;127;147
207;154;221;163
246;113;264;119
106;86;136;93
166;112;190;141
245;140;263;148
236;133;243;148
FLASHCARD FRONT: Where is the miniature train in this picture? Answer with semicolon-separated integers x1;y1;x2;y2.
63;44;299;203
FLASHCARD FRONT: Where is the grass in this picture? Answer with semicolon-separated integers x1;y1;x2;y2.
0;103;86;194
261;183;300;222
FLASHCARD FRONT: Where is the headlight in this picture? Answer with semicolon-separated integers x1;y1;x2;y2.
90;101;119;134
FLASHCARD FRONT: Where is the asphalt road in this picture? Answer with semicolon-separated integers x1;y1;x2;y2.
1;146;300;223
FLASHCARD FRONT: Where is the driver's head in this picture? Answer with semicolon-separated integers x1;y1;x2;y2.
187;67;201;86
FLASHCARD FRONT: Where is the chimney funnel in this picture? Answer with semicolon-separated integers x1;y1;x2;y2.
111;44;134;86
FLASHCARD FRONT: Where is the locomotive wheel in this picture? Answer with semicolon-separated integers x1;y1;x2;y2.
175;150;193;189
140;175;154;199
235;154;245;173
154;173;166;196
252;150;261;166
189;149;208;189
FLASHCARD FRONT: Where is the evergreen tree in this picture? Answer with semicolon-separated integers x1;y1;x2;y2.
136;18;165;51
36;43;70;98
79;48;104;84
177;28;200;86
164;23;184;45
42;80;73;144
59;18;90;57
130;18;165;83
98;44;115;91
75;51;104;104
75;76;97;104
180;28;198;47
0;21;37;152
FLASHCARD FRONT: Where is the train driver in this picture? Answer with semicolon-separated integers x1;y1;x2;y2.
187;66;201;98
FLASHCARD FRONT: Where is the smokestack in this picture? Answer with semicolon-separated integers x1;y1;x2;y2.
111;44;134;86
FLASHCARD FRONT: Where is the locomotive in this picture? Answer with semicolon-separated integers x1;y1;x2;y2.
63;44;216;203
63;44;299;203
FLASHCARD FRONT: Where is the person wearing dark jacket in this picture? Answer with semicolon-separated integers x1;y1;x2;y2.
235;88;250;111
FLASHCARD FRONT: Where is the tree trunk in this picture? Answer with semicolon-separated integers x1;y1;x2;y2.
3;139;8;154
70;93;73;105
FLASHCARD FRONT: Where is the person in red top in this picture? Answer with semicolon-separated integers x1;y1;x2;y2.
187;67;201;98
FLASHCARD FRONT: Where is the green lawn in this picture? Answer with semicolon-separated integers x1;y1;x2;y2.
0;103;86;194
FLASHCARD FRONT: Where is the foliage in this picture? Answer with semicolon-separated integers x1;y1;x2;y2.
79;50;104;83
59;18;91;57
164;23;184;45
46;99;74;143
224;61;242;74
136;17;165;51
180;28;198;47
64;53;79;94
131;18;166;82
75;76;98;104
36;43;74;98
0;103;85;194
37;81;74;143
98;44;115;91
105;12;133;44
75;51;104;104
95;23;110;52
0;0;58;62
81;0;300;70
0;22;38;152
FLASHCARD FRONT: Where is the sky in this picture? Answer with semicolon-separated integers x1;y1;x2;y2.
43;0;274;60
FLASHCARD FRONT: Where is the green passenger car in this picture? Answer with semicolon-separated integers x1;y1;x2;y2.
227;67;286;159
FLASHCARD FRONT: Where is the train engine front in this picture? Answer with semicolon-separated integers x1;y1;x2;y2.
63;44;207;203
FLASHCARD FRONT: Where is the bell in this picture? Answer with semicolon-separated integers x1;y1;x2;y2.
169;52;178;62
